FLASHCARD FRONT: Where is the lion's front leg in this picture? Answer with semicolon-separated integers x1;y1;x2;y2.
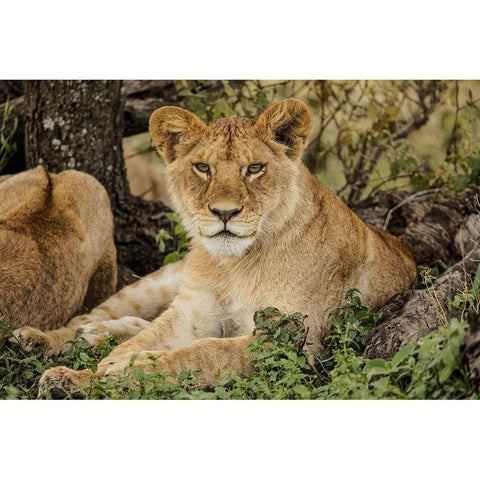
38;335;257;398
37;312;180;398
121;335;258;388
39;290;221;398
38;367;92;399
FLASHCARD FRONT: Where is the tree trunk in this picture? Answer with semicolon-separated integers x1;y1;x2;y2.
23;80;173;279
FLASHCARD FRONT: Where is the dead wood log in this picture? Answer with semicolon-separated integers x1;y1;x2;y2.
123;80;182;136
364;247;480;360
355;186;480;267
356;187;480;360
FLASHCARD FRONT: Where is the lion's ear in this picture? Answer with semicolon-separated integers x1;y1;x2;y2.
255;99;312;161
149;106;206;163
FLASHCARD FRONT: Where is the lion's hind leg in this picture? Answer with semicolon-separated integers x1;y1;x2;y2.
11;259;185;358
73;316;151;346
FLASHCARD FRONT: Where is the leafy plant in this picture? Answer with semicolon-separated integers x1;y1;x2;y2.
317;290;474;399
0;98;19;173
3;285;480;400
451;264;480;320
0;318;57;399
417;265;440;289
85;307;321;400
61;337;117;373
156;212;189;264
212;308;320;399
0;318;116;399
176;80;278;122
323;288;383;356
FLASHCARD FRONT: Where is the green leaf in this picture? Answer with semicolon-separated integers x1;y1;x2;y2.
438;366;453;384
473;264;480;293
212;99;234;118
79;352;90;362
371;377;389;394
222;80;235;98
178;236;189;249
164;252;180;265
174;224;185;236
466;155;480;177
364;358;388;379
292;385;310;397
390;159;400;177
165;212;180;223
390;345;415;368
157;238;165;253
441;348;457;370
366;358;388;369
453;174;470;192
131;368;146;381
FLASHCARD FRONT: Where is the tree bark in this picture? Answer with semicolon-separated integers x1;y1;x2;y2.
24;81;128;193
23;80;173;279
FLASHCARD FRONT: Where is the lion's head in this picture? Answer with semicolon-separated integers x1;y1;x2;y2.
149;99;312;257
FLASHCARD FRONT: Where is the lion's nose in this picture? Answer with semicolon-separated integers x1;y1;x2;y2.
208;205;244;223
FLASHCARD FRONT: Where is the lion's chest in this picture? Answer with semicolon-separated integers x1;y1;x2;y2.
216;260;323;337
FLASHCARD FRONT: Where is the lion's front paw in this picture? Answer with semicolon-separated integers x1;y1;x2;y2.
10;327;60;358
101;357;132;379
38;366;91;399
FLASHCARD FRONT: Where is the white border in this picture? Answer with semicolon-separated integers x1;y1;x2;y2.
1;1;480;477
2;400;479;479
2;0;480;79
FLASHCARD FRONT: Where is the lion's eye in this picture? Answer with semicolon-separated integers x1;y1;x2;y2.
194;163;210;174
247;164;264;175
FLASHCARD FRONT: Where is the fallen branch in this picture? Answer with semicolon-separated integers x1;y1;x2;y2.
382;188;440;230
364;248;480;360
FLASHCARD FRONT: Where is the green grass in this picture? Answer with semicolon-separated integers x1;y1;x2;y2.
1;285;478;399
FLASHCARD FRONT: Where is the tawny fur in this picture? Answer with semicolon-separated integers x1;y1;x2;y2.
1;167;117;357
38;99;416;396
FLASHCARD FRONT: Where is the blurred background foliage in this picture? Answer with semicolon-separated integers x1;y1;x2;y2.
126;80;480;205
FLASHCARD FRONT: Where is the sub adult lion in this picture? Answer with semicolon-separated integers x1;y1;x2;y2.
37;99;416;397
1;167;117;357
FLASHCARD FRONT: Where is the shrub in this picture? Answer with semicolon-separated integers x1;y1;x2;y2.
3;286;478;400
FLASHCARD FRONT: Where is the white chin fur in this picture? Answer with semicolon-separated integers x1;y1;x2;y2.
200;234;254;257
